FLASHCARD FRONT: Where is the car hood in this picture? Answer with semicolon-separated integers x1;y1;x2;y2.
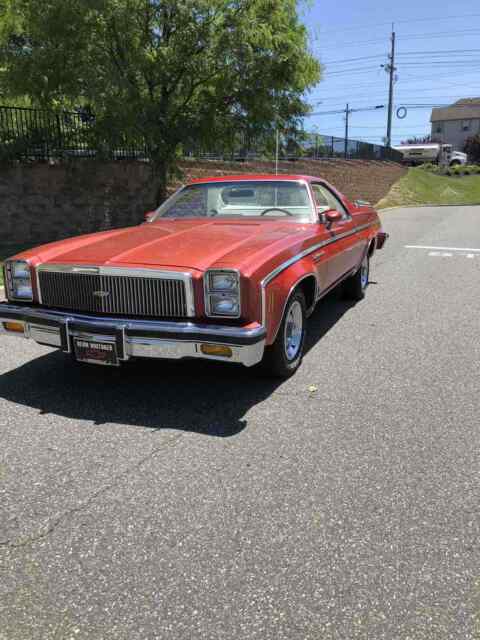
27;219;310;273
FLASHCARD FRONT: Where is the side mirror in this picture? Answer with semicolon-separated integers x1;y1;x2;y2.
354;199;371;208
144;211;155;223
324;209;342;228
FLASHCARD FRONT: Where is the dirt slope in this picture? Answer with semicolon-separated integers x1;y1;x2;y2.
174;159;406;206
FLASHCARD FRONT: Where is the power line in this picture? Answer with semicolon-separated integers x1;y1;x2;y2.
321;54;385;65
325;60;480;76
305;105;385;117
322;61;480;80
397;48;480;56
325;66;384;76
319;125;430;130
309;12;480;38
399;60;480;65
311;28;480;50
312;92;480;105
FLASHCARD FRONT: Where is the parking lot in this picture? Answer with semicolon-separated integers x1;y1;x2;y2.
1;205;479;639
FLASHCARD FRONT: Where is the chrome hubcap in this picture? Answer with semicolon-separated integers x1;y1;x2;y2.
360;256;369;289
284;300;303;361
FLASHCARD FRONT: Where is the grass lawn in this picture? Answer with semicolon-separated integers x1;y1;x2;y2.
377;167;480;209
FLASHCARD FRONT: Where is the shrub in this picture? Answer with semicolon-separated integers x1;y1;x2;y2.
444;164;480;177
419;162;442;174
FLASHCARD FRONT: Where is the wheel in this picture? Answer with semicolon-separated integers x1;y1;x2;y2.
261;290;307;378
449;160;461;167
343;253;369;301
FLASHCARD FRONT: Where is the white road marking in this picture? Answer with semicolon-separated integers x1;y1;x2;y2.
466;254;475;259
428;251;453;257
406;245;480;253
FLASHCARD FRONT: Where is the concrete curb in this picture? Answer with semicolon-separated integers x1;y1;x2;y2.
378;203;480;212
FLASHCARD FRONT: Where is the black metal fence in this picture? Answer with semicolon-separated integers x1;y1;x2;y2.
0;105;146;160
185;132;402;162
0;105;403;162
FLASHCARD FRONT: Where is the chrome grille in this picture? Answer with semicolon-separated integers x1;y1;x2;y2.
38;270;190;317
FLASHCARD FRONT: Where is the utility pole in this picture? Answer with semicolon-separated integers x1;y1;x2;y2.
344;103;350;159
385;26;396;148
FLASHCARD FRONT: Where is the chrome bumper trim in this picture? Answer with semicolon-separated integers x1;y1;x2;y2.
0;303;266;367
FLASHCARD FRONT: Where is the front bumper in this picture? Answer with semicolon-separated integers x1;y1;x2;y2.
0;303;266;367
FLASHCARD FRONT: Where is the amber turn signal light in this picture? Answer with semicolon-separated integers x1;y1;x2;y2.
3;321;24;333
200;344;233;358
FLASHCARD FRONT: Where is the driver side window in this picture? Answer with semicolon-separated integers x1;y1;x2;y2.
312;184;350;221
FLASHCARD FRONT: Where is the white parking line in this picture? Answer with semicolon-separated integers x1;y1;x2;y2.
405;245;480;253
428;251;452;257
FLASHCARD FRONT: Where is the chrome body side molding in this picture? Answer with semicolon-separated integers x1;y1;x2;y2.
260;221;377;329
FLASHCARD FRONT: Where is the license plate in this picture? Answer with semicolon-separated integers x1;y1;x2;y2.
73;338;119;366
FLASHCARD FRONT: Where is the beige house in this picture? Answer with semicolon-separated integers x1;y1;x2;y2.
431;98;480;150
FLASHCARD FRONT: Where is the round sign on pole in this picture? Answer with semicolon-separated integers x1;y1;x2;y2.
397;106;407;119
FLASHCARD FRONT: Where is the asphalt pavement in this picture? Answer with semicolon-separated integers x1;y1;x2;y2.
1;205;479;640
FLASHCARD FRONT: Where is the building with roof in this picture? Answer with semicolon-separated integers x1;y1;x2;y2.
430;98;480;150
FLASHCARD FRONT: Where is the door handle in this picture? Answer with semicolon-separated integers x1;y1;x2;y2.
313;251;325;262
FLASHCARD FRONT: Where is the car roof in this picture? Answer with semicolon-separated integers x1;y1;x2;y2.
189;174;319;184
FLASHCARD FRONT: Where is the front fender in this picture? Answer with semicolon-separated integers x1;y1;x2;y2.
262;257;319;345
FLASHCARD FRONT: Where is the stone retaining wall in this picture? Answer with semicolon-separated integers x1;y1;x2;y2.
0;161;157;248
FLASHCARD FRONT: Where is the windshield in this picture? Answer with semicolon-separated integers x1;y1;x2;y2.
155;181;314;221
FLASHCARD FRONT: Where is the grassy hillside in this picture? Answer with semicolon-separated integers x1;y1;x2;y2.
377;167;480;208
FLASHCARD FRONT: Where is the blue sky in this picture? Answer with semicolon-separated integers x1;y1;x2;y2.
299;0;480;146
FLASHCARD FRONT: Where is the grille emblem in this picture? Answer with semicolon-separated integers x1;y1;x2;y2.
92;290;110;299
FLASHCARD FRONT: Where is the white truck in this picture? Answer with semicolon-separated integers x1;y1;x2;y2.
392;143;468;167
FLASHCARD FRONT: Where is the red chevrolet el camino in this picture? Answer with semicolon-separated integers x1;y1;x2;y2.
1;175;387;377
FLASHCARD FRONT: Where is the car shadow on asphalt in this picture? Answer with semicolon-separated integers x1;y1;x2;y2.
0;290;356;436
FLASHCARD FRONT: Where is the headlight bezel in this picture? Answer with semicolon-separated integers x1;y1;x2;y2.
204;269;241;318
5;259;34;302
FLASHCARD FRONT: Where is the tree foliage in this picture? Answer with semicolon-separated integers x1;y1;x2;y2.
400;135;432;145
0;0;321;199
464;135;480;163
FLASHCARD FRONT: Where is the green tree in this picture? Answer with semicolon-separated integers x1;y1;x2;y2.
464;135;480;164
0;0;321;201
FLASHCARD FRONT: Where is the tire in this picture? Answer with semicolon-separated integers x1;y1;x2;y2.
261;290;307;378
343;253;369;301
